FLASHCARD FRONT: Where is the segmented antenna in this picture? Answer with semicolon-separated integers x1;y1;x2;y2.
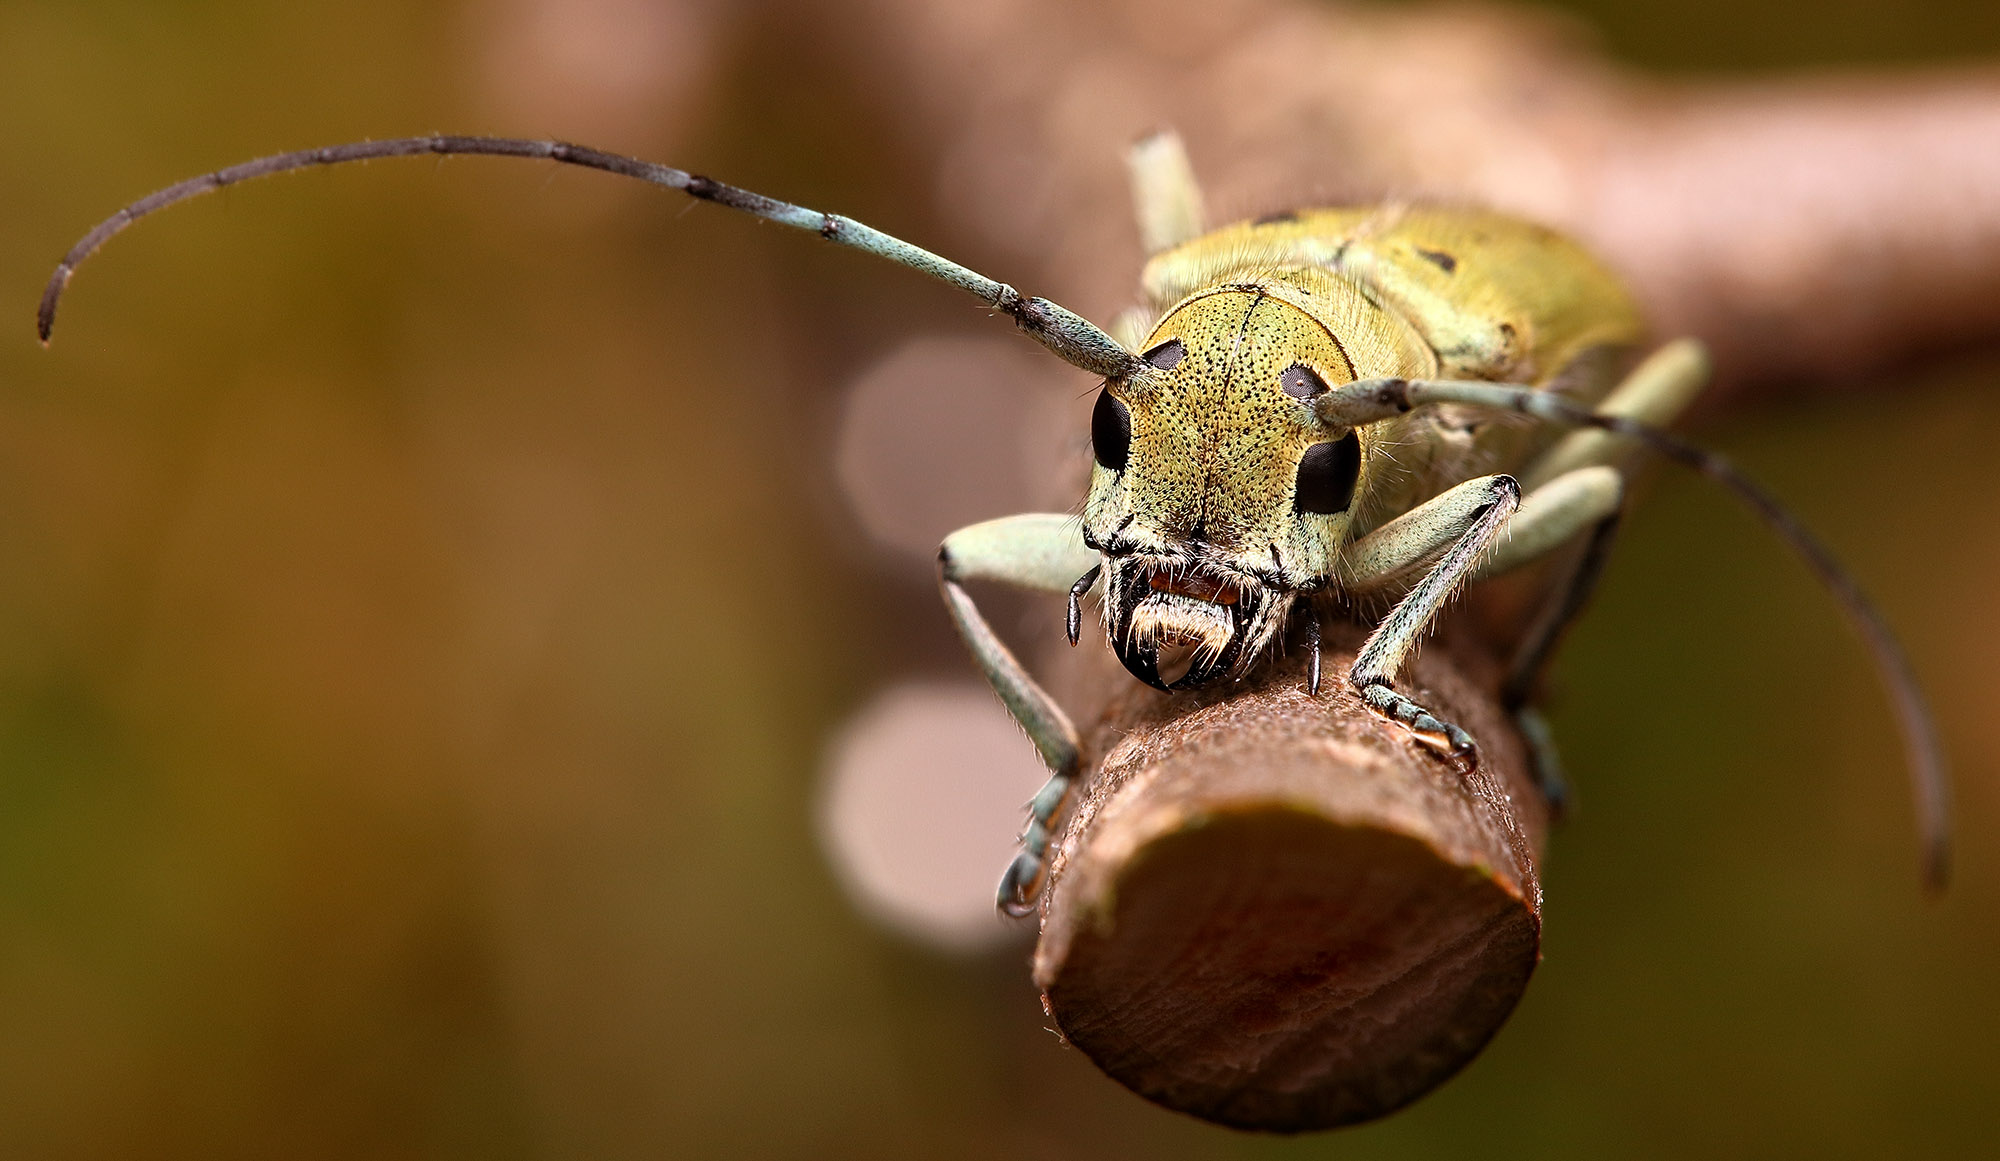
1322;377;1952;891
37;135;1140;379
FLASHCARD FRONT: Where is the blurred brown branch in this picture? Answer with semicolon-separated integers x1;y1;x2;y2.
808;0;2000;396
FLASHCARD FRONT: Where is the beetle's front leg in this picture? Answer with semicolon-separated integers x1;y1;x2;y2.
937;513;1101;916
1343;474;1521;768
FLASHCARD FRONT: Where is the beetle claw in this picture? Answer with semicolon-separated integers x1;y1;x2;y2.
1360;681;1481;772
996;852;1043;917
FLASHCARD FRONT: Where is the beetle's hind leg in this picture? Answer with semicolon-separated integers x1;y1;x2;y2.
1495;338;1710;809
1468;466;1627;804
937;514;1101;916
1492;501;1625;817
1519;338;1709;491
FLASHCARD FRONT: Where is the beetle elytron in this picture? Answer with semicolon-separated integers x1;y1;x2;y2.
38;132;1950;916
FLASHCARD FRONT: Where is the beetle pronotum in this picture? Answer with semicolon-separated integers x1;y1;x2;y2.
38;132;1951;917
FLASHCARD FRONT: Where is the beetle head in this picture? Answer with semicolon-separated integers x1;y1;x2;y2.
1083;286;1372;690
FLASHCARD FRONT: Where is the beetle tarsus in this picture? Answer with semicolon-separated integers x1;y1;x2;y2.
996;853;1042;917
1361;681;1480;772
1066;564;1101;646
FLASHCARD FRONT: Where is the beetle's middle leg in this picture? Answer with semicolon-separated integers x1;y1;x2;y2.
937;513;1101;915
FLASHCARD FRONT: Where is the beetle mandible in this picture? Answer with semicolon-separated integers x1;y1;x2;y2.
36;131;1951;917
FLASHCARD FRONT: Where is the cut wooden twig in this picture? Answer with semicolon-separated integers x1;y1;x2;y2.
1034;620;1545;1131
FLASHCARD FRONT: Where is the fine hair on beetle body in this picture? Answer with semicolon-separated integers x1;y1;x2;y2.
37;128;1952;921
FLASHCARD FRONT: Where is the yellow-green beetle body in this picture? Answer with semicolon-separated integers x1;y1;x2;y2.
1088;204;1648;691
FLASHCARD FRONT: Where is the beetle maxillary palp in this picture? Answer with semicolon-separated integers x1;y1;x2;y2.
1304;613;1322;696
1066;565;1102;646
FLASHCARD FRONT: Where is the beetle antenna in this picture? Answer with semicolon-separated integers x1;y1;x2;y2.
36;135;1140;379
1320;376;1952;891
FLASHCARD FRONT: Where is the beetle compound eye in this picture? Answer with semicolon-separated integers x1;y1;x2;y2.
1092;388;1131;471
1142;338;1186;371
1280;362;1330;400
1294;432;1361;514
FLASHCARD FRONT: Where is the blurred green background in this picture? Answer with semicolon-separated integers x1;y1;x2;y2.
3;1;1998;1157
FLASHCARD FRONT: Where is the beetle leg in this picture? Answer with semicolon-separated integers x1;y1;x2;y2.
1345;475;1516;597
1348;468;1621;774
1344;474;1521;767
1494;509;1624;817
1304;610;1322;695
1482;333;1705;800
937;513;1101;916
1512;705;1573;821
1477;462;1627;810
1108;306;1155;353
1126;129;1207;255
1498;336;1701;804
1474;465;1623;581
1519;337;1709;490
1382;464;1623;802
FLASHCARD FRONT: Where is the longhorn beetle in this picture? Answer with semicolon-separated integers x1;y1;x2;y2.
37;132;1951;916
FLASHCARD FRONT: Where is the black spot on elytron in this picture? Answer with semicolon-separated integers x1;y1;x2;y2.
1092;388;1131;471
1279;363;1330;400
1254;209;1300;226
1294;432;1362;514
1142;338;1186;371
1416;247;1458;274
